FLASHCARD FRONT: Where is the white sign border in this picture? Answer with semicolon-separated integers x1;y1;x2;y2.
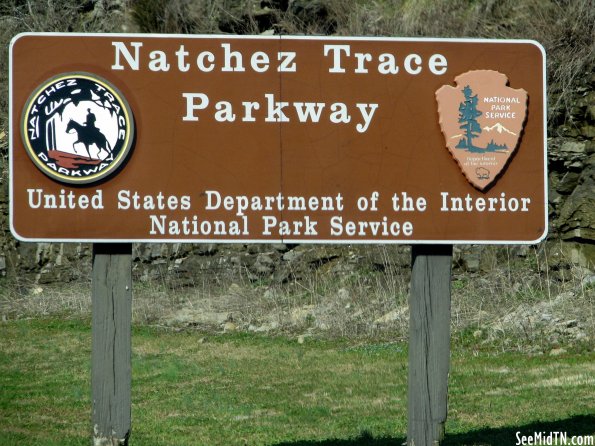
9;32;548;245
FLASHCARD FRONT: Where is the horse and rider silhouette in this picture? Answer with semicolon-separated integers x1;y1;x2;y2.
65;109;111;159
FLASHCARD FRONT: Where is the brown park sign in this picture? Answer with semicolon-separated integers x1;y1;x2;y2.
9;33;547;243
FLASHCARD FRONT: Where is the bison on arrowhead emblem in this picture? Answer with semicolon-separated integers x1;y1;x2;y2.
436;70;528;191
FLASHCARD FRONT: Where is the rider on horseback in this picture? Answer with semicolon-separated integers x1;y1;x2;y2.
66;107;111;159
83;108;105;148
85;109;97;130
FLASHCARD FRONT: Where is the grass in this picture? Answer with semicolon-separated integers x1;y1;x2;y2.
1;318;594;446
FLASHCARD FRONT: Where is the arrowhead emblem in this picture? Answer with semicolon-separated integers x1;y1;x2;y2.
436;70;528;191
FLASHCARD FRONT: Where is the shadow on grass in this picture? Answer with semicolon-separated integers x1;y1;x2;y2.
273;414;595;445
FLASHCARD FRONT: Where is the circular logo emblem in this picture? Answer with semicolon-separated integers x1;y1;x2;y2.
21;72;134;184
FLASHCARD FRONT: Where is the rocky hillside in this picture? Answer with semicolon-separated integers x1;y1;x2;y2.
0;0;593;282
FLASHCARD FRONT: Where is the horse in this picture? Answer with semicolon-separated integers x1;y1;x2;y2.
65;119;111;159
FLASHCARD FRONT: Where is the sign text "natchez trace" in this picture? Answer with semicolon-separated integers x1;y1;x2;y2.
111;41;449;76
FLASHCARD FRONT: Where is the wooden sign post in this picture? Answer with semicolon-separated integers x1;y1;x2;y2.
91;243;132;446
9;33;546;446
408;245;453;445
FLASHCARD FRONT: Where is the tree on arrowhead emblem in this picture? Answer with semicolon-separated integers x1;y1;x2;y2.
456;85;483;152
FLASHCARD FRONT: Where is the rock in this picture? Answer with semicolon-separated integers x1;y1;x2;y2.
560;140;587;154
545;242;573;271
549;348;567;356
272;265;294;283
38;262;76;284
552;268;574;282
337;288;350;301
374;307;408;325
228;283;242;295
250;321;279;333
166;254;227;288
135;262;168;282
268;321;279;330
303;247;341;267
282;249;303;262
556;171;581;195
557;156;595;243
510;245;530;258
246;244;263;255
564;320;578;328
271;244;289;252
194;244;218;256
135;243;170;262
554;242;595;269
582;275;595;286
36;243;53;265
297;334;311;344
581;125;595;138
289;0;337;34
368;246;410;270
168;309;229;326
458;250;480;273
290;306;316;326
252;252;276;275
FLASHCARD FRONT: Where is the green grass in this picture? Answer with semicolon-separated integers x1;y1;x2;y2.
0;318;593;446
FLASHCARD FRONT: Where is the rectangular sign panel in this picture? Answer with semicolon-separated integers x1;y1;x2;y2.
10;33;546;243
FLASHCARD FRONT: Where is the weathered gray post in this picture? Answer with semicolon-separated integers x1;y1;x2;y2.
92;243;132;446
407;244;453;446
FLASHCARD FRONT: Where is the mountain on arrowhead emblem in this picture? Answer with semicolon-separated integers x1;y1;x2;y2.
435;70;528;191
